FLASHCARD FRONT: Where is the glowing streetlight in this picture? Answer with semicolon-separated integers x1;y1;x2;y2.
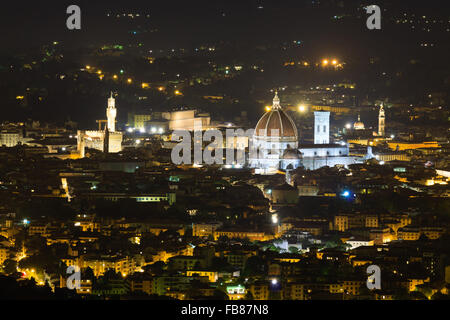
332;59;338;65
345;123;352;129
298;104;306;112
127;78;132;84
265;106;271;112
322;59;329;66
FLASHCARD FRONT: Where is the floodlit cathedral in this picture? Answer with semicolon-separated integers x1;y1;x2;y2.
77;93;123;157
249;92;361;173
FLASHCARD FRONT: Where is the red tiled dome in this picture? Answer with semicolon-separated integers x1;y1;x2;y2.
254;93;298;139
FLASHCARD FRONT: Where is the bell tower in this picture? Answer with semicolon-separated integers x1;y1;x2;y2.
314;111;330;144
106;92;116;132
378;103;385;137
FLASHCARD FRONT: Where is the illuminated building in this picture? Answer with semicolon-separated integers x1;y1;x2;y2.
249;93;362;173
185;270;219;282
164;110;211;131
79;254;137;277
314;111;329;144
77;93;123;157
0;131;20;147
353;115;365;130
227;285;246;300
192;222;223;237
213;229;274;241
386;140;440;151
378;103;385;137
0;246;9;265
249;281;270;300
249;92;300;172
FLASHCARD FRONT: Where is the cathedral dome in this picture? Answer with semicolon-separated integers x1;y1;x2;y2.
254;93;298;140
353;114;365;130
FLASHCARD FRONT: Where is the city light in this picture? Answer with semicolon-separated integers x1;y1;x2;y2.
2;5;447;303
271;214;278;224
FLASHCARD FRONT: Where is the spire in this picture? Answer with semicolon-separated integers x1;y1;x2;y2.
272;91;281;109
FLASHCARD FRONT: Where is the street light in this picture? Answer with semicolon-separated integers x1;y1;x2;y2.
298;104;306;112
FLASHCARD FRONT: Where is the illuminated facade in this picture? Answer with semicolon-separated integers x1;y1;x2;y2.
77;93;123;157
378;103;385;137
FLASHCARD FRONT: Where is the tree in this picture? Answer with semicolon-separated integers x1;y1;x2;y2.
288;246;299;254
242;256;266;277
